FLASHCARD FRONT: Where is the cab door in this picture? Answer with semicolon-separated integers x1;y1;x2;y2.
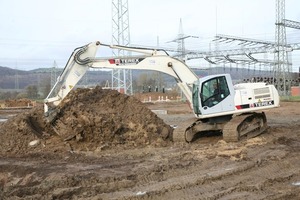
198;74;235;116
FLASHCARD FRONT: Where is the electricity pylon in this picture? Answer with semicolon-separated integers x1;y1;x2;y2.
111;0;133;94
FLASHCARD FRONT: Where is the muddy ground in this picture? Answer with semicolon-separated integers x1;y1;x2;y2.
0;89;300;199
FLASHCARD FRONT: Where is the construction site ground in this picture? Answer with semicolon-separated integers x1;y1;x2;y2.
0;89;300;199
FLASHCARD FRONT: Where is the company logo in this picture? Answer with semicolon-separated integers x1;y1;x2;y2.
109;58;144;65
254;100;274;107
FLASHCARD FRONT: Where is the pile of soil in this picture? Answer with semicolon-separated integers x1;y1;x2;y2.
1;98;35;108
0;87;173;156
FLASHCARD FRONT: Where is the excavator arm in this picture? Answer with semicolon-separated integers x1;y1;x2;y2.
44;41;199;120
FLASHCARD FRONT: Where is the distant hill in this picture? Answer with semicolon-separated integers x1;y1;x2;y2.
0;66;29;76
29;68;60;73
0;66;42;89
0;65;298;91
0;66;111;90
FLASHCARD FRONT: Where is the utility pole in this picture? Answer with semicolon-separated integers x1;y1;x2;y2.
14;62;19;90
51;60;58;88
111;0;132;94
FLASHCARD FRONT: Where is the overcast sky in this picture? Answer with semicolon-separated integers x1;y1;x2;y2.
0;0;299;71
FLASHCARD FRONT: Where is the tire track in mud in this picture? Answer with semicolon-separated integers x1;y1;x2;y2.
95;130;300;200
2;144;300;199
0;146;228;199
97;154;300;200
2;102;300;199
159;158;300;200
1;147;199;199
1;157;143;199
98;160;257;200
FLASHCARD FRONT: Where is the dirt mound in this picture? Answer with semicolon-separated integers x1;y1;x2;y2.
0;98;35;108
0;87;173;156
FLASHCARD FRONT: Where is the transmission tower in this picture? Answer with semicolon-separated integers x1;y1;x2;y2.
274;0;291;95
177;19;185;60
180;0;300;91
168;19;198;61
111;0;132;94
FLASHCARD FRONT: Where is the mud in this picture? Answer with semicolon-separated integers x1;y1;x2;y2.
0;89;300;199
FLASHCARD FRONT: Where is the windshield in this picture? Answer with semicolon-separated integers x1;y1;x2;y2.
201;76;230;107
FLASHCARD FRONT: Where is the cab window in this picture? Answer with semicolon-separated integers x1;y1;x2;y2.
192;83;201;114
201;76;230;107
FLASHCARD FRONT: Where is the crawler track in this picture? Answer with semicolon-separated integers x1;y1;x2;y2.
223;112;267;142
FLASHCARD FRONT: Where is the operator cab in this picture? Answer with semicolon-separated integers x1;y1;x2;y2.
201;76;229;107
192;74;235;118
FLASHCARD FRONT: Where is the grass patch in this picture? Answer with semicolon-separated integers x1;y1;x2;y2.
280;96;300;102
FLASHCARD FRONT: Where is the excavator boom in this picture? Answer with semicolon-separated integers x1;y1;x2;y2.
44;41;198;118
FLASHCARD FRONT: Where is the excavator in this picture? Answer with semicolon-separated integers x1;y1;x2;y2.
44;41;280;142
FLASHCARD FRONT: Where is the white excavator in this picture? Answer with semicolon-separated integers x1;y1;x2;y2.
44;41;280;142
